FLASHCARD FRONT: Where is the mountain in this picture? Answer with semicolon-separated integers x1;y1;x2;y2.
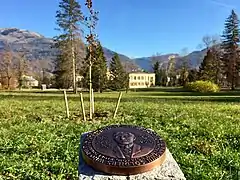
0;28;140;74
133;54;179;72
0;28;208;75
133;50;207;72
102;47;140;72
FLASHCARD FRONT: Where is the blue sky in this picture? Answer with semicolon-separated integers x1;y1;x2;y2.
0;0;240;58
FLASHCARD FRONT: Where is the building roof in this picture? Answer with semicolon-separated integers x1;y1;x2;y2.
129;72;155;75
22;75;38;81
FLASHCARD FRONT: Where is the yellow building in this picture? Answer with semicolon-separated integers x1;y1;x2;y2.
129;72;155;89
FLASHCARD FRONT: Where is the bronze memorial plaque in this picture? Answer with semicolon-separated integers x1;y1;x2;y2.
81;125;166;175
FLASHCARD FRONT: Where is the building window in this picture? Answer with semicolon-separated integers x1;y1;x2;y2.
138;76;140;80
141;82;144;85
138;82;140;85
141;76;144;80
134;76;136;80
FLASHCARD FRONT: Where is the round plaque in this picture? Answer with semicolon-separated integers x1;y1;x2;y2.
81;125;166;175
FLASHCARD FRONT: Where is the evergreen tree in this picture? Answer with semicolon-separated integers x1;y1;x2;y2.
221;10;240;90
179;57;190;86
82;43;108;92
188;69;198;82
54;0;84;91
153;61;161;86
198;49;217;82
200;35;223;85
109;53;127;90
81;47;90;88
95;43;108;92
211;45;223;85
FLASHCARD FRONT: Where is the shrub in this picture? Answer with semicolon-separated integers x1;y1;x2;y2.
186;81;220;93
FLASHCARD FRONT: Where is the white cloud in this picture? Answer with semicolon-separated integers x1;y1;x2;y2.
209;0;235;9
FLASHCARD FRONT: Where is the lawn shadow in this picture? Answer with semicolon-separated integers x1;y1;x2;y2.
135;91;240;97
1;93;240;103
131;87;187;92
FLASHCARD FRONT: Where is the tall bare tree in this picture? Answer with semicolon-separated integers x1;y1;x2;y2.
167;55;176;86
85;0;99;119
179;48;190;86
0;51;15;90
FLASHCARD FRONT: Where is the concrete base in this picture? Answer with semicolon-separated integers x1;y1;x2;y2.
79;132;186;180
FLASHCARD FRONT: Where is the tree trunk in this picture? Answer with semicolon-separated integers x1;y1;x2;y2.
72;46;77;94
98;75;101;93
7;77;10;90
231;75;235;90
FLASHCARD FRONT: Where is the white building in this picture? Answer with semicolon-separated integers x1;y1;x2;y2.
22;75;39;87
129;72;155;89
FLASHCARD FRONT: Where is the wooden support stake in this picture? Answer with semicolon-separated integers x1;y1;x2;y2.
89;64;92;120
113;92;123;119
80;93;86;121
64;90;70;118
92;89;94;115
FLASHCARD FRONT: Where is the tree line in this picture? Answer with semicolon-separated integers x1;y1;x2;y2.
153;10;240;90
0;48;56;90
0;47;29;90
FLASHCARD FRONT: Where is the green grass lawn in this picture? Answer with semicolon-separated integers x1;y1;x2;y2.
0;90;239;179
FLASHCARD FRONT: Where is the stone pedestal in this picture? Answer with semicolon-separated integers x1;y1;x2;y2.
79;132;186;180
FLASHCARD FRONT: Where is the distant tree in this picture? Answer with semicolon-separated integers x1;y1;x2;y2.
152;61;161;86
83;42;107;92
200;35;223;85
54;0;85;92
202;35;220;49
179;48;190;86
35;60;55;87
167;55;176;86
159;67;168;86
54;52;71;88
198;50;217;82
152;53;165;86
16;52;28;90
221;10;240;90
94;43;108;92
188;69;198;82
124;72;130;92
109;53;127;90
0;51;15;90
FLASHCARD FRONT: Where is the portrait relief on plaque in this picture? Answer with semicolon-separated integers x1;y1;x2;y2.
82;125;166;175
112;131;153;159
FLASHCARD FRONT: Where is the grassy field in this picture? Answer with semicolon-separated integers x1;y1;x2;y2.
0;89;239;179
